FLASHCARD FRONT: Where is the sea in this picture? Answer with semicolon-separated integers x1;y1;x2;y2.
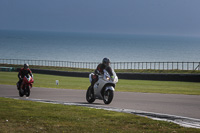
0;30;200;62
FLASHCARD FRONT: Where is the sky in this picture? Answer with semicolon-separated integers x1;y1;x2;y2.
0;0;200;36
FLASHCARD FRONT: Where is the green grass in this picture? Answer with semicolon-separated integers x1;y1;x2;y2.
0;97;199;132
117;69;200;74
118;80;200;95
1;64;200;73
1;71;200;95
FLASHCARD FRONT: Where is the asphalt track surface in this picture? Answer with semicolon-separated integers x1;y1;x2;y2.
1;84;200;120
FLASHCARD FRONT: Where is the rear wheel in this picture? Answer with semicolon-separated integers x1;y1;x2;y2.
103;89;114;104
86;86;95;103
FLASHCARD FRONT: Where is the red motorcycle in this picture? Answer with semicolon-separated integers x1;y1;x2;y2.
18;74;34;97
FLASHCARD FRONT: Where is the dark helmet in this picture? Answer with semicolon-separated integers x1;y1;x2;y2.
102;58;110;67
24;64;29;69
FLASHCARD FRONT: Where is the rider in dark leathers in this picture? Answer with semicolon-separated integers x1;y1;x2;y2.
17;64;33;90
91;58;112;87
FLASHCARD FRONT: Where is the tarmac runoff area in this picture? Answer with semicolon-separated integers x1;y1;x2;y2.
1;84;200;129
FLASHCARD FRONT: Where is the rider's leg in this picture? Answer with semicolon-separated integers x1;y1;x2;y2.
17;80;22;90
91;75;98;87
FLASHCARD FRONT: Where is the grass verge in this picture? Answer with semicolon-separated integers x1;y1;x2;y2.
1;64;200;73
1;72;200;95
0;97;199;132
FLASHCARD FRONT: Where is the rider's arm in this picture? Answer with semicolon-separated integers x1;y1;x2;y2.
95;69;100;75
18;70;22;80
28;69;33;77
94;64;101;75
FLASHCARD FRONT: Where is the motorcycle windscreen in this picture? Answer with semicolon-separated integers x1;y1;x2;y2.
105;66;118;83
105;66;114;77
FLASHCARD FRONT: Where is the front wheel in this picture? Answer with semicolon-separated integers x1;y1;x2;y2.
19;89;24;97
25;86;30;97
103;89;114;104
86;86;95;103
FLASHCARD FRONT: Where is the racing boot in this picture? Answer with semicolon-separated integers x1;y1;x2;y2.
17;82;20;90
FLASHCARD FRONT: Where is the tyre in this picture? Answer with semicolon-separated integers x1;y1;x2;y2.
25;86;30;97
103;89;114;104
19;89;24;97
86;86;95;103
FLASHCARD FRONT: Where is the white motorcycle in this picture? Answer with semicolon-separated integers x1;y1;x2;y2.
86;67;118;104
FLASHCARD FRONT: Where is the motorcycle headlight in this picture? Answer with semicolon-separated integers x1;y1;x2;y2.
104;74;111;81
106;76;110;81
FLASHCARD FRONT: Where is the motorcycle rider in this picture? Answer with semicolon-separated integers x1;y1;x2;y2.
91;58;113;87
17;64;33;90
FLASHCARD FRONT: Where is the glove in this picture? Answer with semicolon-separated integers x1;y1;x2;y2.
95;70;100;75
19;76;22;80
